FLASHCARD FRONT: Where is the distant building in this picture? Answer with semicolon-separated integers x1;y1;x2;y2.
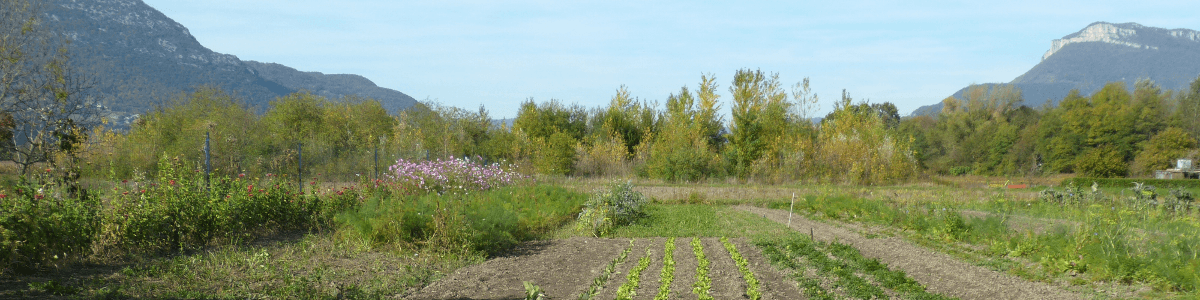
1156;159;1199;179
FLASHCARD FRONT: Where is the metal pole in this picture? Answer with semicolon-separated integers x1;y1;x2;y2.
374;144;379;181
205;131;211;192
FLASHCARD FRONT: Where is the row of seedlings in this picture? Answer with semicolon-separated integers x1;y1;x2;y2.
756;236;950;300
654;237;677;300
691;237;714;300
721;237;762;300
577;240;635;300
615;248;654;300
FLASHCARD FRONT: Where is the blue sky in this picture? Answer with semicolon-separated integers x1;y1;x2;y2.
142;0;1200;118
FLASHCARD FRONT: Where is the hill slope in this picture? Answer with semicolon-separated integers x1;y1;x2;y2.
42;0;417;125
913;22;1200;116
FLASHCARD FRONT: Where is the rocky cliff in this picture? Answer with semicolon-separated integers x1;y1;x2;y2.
913;22;1200;116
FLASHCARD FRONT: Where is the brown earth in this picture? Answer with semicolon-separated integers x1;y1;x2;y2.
404;237;629;300
405;237;805;300
735;205;1082;300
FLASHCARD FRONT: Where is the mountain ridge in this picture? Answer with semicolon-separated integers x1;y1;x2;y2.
913;22;1200;116
42;0;418;126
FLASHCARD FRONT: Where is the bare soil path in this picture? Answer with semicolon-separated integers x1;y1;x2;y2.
735;205;1082;300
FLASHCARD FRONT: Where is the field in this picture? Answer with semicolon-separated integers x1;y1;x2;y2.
3;171;1198;299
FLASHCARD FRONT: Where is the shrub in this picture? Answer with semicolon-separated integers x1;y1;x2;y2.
0;175;99;274
339;185;587;255
575;182;648;237
100;156;358;254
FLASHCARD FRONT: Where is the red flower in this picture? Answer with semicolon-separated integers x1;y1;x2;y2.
169;180;176;185
122;180;128;184
239;173;246;178
337;191;343;195
140;189;146;193
34;195;44;200
122;192;129;195
0;194;7;199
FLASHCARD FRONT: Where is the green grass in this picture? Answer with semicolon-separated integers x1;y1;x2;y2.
603;204;791;239
9;233;455;299
763;190;1200;296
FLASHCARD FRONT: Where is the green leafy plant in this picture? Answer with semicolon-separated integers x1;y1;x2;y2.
691;237;713;300
523;281;547;300
654;237;676;300
721;237;761;300
616;248;653;300
578;240;633;300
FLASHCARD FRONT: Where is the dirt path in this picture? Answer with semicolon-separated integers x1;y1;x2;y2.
735;205;1081;300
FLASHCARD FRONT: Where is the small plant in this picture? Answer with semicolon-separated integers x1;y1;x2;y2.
654;237;676;300
616;248;653;300
578;240;634;300
524;281;547;300
721;237;761;300
575;182;648;237
691;237;713;300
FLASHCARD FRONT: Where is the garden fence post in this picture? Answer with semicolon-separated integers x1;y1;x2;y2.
788;193;795;228
298;142;303;195
374;143;379;181
204;131;211;193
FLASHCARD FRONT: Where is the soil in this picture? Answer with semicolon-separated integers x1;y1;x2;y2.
730;238;805;300
593;238;655;300
405;236;806;300
702;237;747;299
404;237;629;300
632;237;667;299
666;237;698;300
735;205;1082;300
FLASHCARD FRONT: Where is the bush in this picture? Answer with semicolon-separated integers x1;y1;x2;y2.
1061;177;1200;189
0;175;99;274
575;182;648;237
338;185;586;255
99;156;358;254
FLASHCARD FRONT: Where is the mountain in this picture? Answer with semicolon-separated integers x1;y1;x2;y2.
41;0;418;126
913;22;1200;116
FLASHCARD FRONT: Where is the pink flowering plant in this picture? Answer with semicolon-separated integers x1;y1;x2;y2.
385;158;529;194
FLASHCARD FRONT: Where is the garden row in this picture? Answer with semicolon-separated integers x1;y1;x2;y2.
756;234;950;300
570;237;761;300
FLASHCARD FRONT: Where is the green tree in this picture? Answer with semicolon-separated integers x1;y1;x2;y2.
1132;127;1197;175
726;69;788;178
